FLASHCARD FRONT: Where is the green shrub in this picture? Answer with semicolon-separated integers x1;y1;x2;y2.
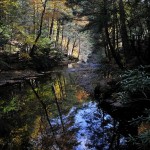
120;67;150;94
117;66;150;103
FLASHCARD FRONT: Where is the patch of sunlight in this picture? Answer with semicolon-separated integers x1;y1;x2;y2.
72;48;79;58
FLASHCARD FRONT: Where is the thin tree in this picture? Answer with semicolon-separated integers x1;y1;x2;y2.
30;0;48;57
49;8;56;40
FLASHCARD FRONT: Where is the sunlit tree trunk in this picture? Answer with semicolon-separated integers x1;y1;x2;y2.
71;38;76;56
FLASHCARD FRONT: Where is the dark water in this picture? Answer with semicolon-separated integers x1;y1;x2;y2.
0;65;133;150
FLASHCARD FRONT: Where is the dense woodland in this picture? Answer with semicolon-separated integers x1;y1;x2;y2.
0;0;150;68
0;0;150;149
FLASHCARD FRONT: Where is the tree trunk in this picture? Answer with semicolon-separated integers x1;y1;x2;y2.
61;26;64;52
112;0;116;49
66;37;70;54
30;0;48;57
77;38;81;59
49;9;55;40
103;0;124;69
71;39;76;56
118;0;130;60
55;20;60;48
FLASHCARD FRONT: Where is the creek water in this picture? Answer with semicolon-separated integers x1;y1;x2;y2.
0;64;132;150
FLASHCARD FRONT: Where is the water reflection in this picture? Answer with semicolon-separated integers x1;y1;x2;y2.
73;102;126;150
0;69;128;150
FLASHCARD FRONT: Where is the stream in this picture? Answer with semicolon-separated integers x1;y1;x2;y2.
0;63;133;150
